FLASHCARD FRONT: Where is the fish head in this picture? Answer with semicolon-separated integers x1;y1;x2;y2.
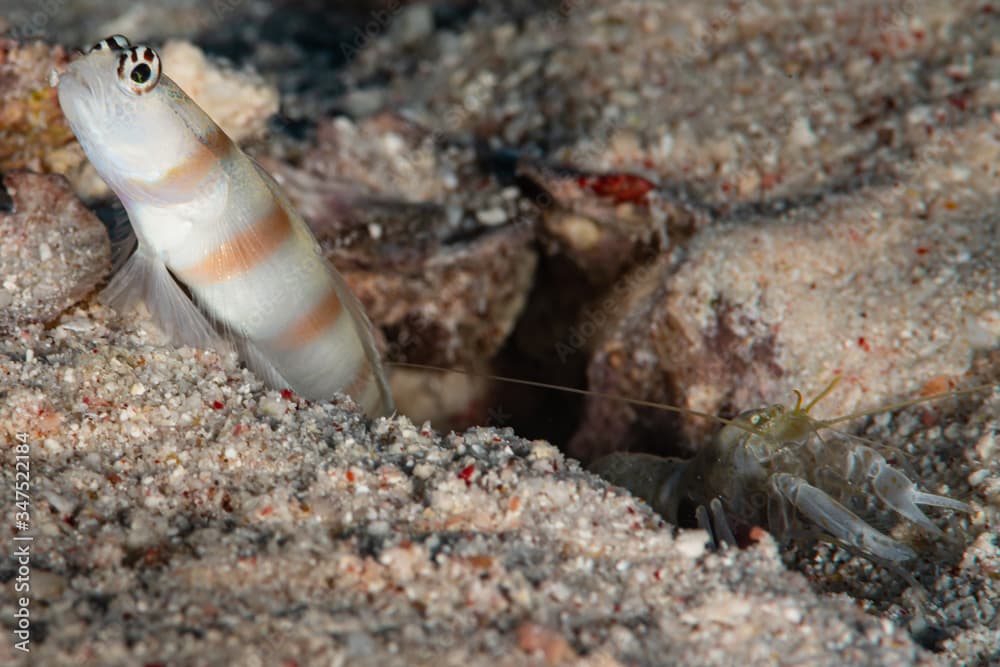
54;35;195;186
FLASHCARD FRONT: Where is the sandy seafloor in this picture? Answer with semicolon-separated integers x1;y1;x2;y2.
1;1;1000;665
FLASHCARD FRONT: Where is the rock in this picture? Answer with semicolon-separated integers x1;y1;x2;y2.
272;114;540;369
570;116;1000;460
159;40;279;143
0;39;82;176
518;157;707;286
0;172;110;331
344;1;999;215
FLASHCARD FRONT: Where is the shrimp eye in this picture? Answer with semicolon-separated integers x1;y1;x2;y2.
117;46;161;95
89;34;130;53
750;414;763;426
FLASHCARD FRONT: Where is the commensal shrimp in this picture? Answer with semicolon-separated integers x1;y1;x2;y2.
52;35;393;416
589;378;986;584
396;362;988;589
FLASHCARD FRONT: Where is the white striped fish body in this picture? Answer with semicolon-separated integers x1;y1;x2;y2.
55;35;393;416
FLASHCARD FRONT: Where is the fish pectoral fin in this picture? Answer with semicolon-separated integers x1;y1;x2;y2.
234;336;294;393
100;247;228;353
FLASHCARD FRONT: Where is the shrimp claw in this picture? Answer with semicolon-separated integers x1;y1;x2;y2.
771;473;918;562
847;447;973;538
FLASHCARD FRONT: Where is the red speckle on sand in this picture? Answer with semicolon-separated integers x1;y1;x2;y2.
919;375;954;396
857;337;871;352
346;470;355;482
577;173;655;205
748;525;769;543
915;246;930;255
760;171;782;190
280;389;295;400
458;464;475;486
212;400;224;410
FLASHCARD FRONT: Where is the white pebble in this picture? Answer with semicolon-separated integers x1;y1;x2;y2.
788;116;817;147
968;469;990;486
476;207;507;226
783;606;803;624
130;382;146;396
383;133;404;154
412;463;435;479
38;242;53;262
674;530;709;559
258;395;284;418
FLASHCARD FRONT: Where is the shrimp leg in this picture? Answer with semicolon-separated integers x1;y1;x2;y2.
696;498;737;549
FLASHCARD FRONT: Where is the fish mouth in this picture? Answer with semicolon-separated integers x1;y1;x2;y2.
53;65;96;99
48;46;85;87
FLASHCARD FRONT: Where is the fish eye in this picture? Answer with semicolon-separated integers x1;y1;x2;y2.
117;46;162;95
132;63;152;83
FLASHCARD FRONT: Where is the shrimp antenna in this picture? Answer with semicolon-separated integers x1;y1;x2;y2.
799;376;842;414
388;361;758;432
391;362;996;437
816;380;997;428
